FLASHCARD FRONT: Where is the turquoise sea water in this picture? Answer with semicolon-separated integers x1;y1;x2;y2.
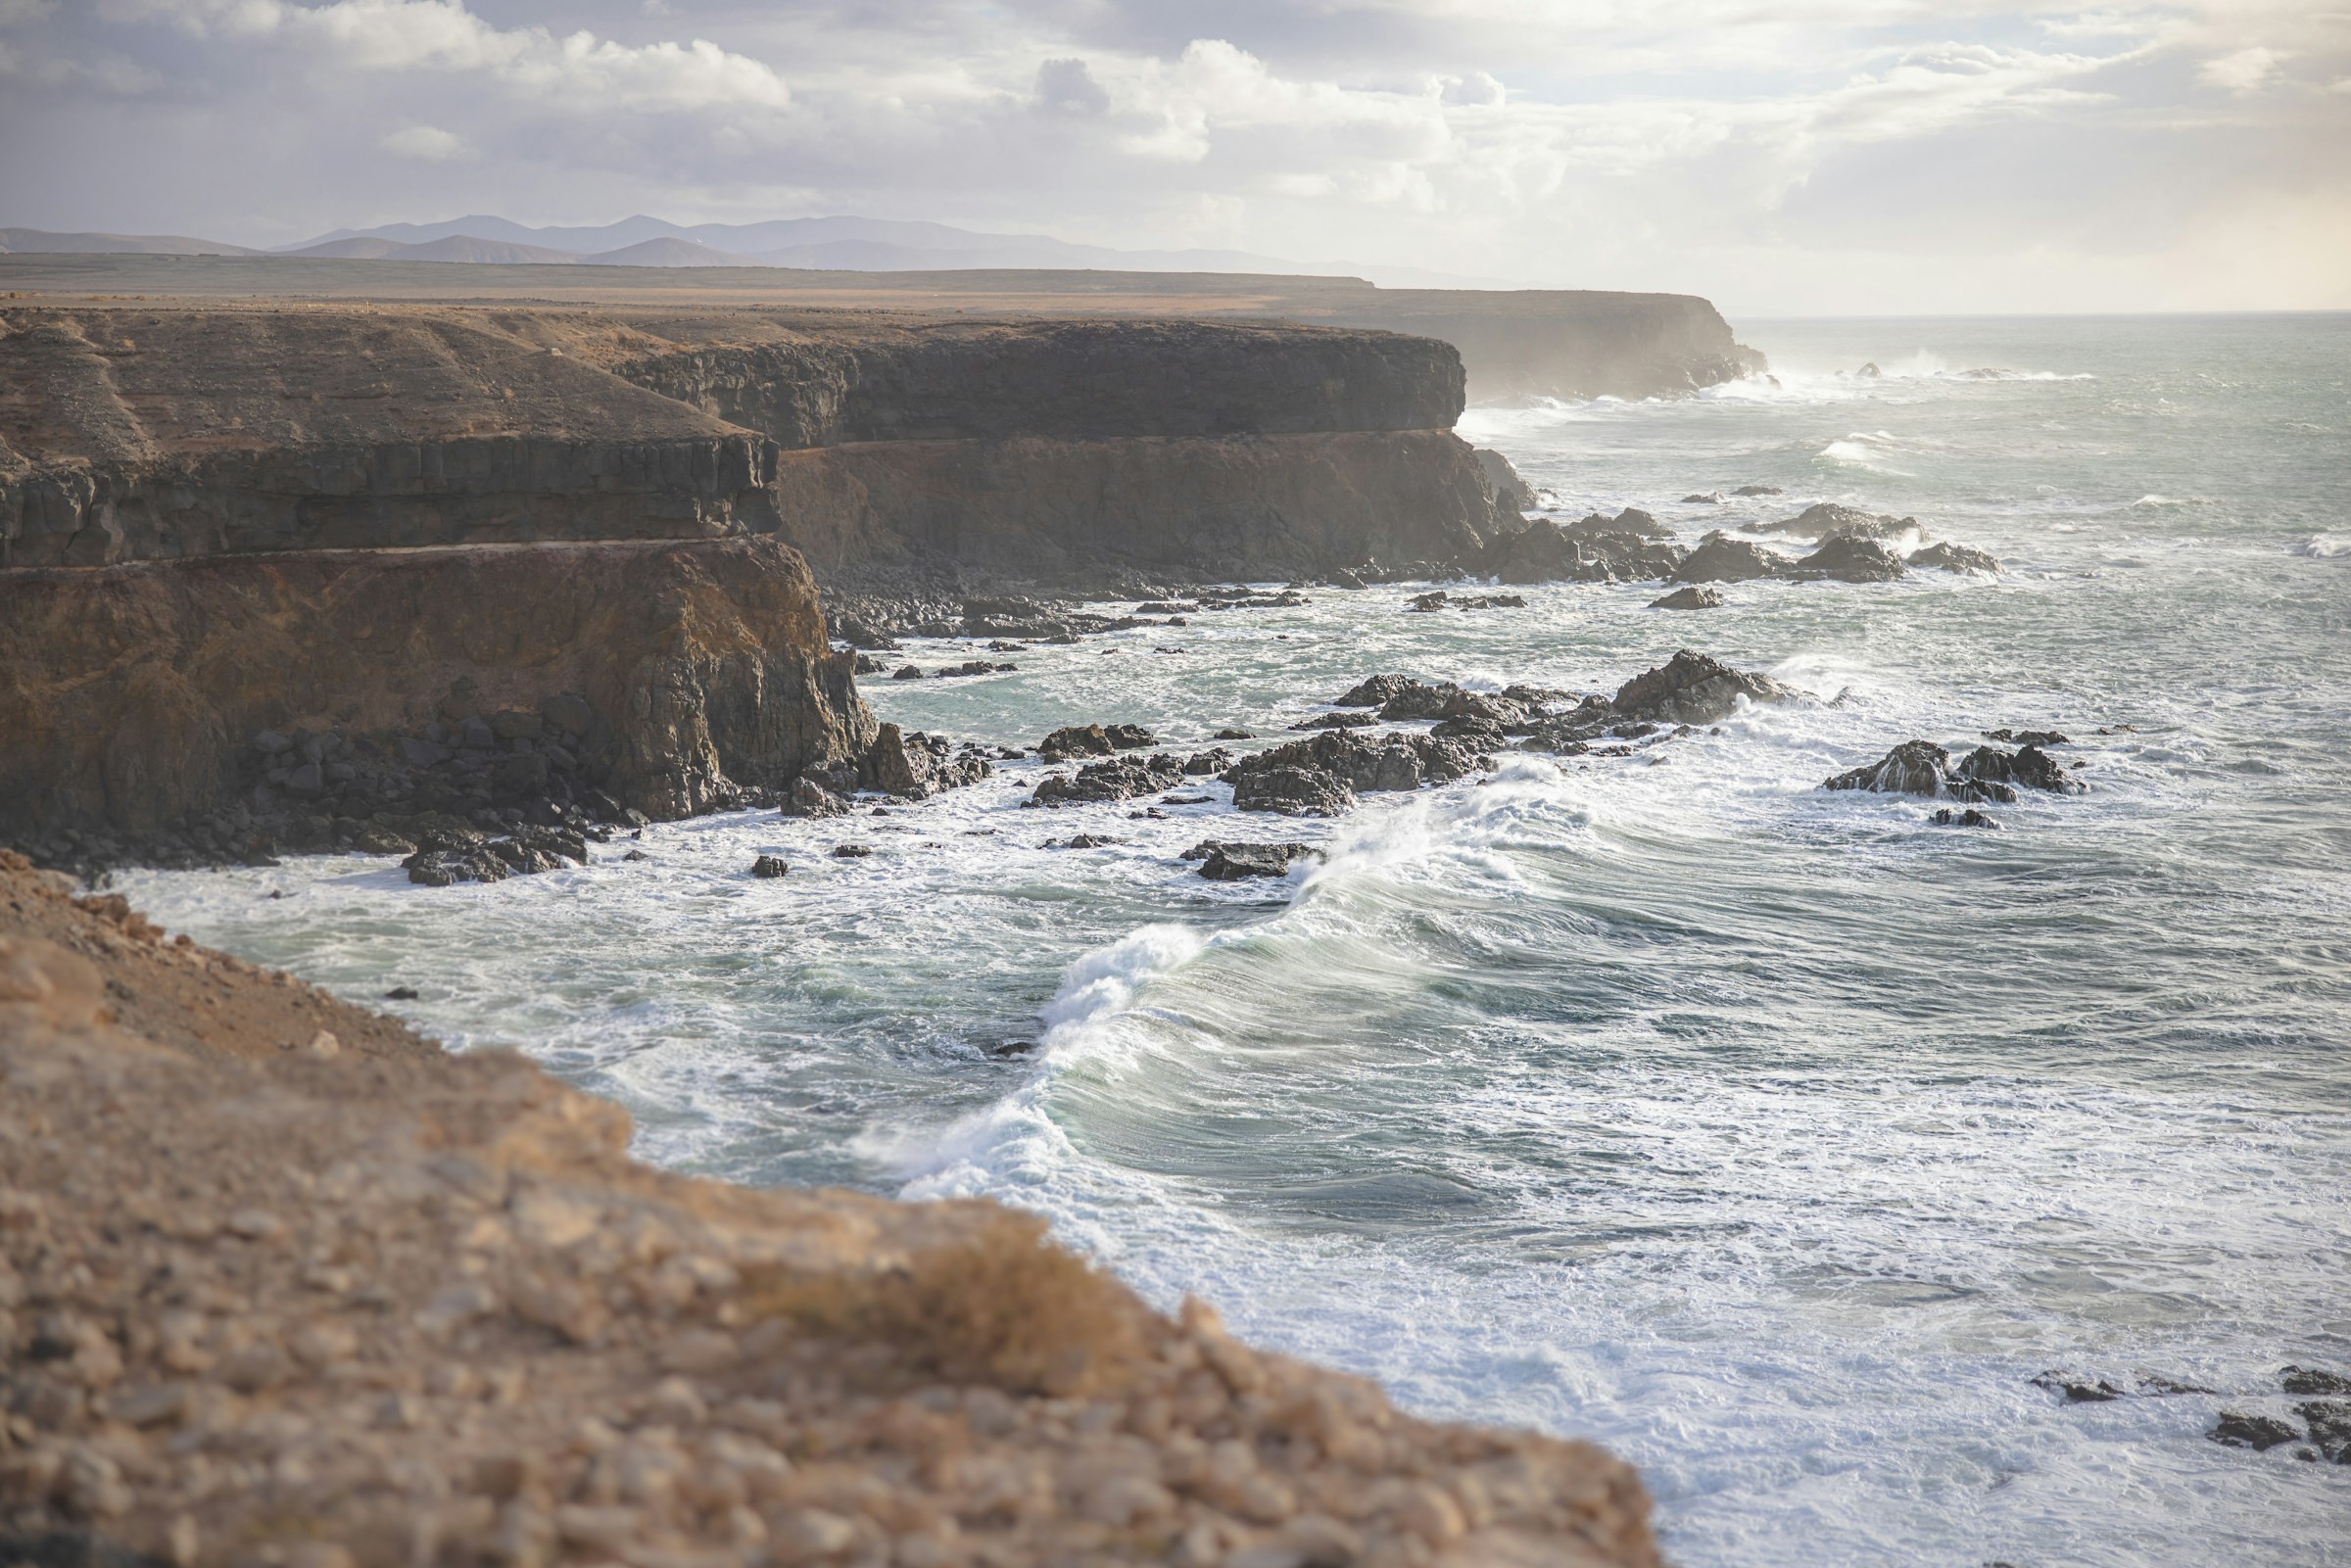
124;313;2351;1566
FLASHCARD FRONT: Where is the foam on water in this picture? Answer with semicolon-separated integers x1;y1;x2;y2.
119;314;2351;1568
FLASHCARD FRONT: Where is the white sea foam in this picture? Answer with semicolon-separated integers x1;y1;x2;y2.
2298;534;2348;557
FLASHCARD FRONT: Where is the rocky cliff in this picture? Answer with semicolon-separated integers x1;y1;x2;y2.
0;537;872;854
0;305;1501;584
0;856;1661;1568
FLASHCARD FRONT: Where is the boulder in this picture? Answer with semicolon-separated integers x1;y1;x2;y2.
1760;501;1918;540
1039;723;1155;762
1333;675;1415;708
1909;542;2003;574
1031;755;1188;807
785;776;852;818
1824;740;2017;804
1290;713;1379;731
1668;535;1793;584
750;854;789;879
1649;587;1724;610
1611;650;1799;725
1793;535;1907;583
1231;767;1357;817
1929;808;1998;828
1955;743;2084;795
1186;841;1319;879
1732;485;1782;497
2209;1412;2299;1451
861;724;992;799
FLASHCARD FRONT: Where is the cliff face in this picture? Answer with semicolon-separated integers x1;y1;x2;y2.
0;310;779;569
0;537;873;842
0;856;1664;1568
0;305;1502;586
1293;290;1764;404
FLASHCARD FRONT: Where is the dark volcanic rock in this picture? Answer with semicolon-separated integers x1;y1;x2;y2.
1465;513;1686;585
784;776;852;818
1612;649;1800;725
1039;723;1155;762
1929;807;1999;828
1667;535;1793;584
2032;1373;2124;1403
1649;586;1724;610
1291;713;1379;731
1230;766;1357;817
1731;485;1782;497
2282;1366;2351;1397
1825;740;2018;804
831;843;874;859
1956;743;2084;795
1793;535;1907;583
1031;754;1188;807
1760;501;1919;541
2209;1412;2300;1451
1473;448;1538;515
1334;674;1415;708
750;854;789;879
2300;1401;2351;1462
1909;541;2003;574
1187;840;1320;879
860;724;992;799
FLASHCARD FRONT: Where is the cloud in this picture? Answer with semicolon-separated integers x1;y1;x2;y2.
379;121;465;161
1036;56;1109;116
1;0;2344;309
2200;45;2286;93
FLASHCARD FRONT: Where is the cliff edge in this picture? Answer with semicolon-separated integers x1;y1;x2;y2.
0;854;1663;1568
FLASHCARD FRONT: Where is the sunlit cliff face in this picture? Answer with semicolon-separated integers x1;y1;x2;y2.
1;0;2345;312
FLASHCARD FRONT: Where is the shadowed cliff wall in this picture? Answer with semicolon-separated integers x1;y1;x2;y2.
0;537;873;838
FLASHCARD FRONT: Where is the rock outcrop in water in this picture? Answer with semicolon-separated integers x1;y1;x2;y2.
1823;738;2084;803
0;852;1667;1568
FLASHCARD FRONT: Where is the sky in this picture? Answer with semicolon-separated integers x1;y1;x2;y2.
1;0;2345;313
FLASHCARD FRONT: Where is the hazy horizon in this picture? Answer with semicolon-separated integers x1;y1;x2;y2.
2;1;2344;315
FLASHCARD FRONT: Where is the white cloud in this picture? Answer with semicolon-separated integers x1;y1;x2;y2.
2200;45;2286;93
379;121;464;161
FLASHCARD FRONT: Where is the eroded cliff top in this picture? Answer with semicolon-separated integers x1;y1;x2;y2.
0;852;1663;1568
0;304;1462;468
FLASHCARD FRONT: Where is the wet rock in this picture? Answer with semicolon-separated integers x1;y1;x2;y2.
1290;713;1378;731
1910;542;2003;574
1668;535;1794;584
2281;1366;2351;1397
1181;748;1235;776
1732;485;1782;497
861;725;991;798
831;844;873;859
2298;1401;2351;1462
1929;808;1999;828
1190;841;1319;879
621;848;648;862
1134;600;1200;615
853;654;888;675
1682;493;1725;504
1612;649;1800;726
354;825;416;856
1231;766;1357;817
830;612;899;650
384;986;420;1000
1793;535;1907;583
934;660;1018;678
2210;1412;2299;1451
1046;833;1123;849
1824;741;2017;804
1408;591;1450;611
1759;501;1919;541
1039;723;1155;761
1032;755;1188;807
2032;1372;2124;1402
1217;728;1256;739
1333;675;1415;708
1463;513;1685;585
1955;744;2084;795
784;776;852;818
890;665;923;681
1376;681;1462;722
750;855;789;879
1473;448;1538;515
1650;587;1724;610
1983;729;2070;746
1225;728;1487;808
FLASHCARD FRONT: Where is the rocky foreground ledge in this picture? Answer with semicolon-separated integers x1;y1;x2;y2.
0;854;1661;1568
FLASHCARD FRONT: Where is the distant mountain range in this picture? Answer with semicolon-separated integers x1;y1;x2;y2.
0;215;1512;288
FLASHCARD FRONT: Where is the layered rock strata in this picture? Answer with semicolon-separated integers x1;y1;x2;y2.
0;855;1664;1568
0;537;872;859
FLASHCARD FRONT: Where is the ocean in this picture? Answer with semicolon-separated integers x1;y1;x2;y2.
121;312;2351;1567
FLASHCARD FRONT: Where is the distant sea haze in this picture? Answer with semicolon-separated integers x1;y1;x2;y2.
0;216;1511;288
